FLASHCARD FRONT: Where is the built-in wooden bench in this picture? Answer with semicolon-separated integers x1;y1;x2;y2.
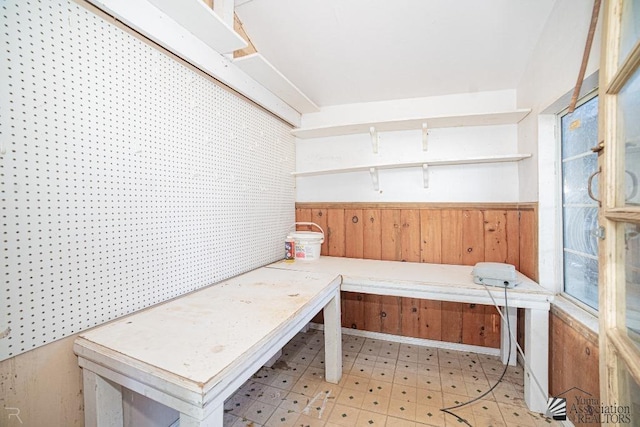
267;256;553;413
74;268;343;427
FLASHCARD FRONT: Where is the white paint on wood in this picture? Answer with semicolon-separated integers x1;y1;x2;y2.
322;290;342;383
524;308;550;413
82;370;124;427
233;53;319;113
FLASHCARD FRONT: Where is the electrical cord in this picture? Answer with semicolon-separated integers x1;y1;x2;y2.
439;285;512;427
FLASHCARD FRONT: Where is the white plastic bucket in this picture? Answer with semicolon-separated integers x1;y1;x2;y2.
287;222;324;261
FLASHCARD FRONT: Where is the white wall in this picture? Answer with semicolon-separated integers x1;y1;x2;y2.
516;0;602;291
296;90;524;202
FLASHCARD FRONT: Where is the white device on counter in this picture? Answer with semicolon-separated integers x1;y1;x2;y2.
472;262;520;288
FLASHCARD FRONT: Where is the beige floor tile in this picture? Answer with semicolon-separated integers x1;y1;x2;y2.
387;398;417;421
239;381;269;400
386;416;417;427
296;413;330;427
340;374;370;393
291;376;322;397
255;385;288;406
415;374;442;392
231;417;263;427
366;379;394;397
371;365;395;383
356;410;387;426
499;402;536;426
265;407;301;427
438;357;462;370
415;388;444;407
327;403;361;427
417;364;441;378
335;387;366;408
393;371;419;387
467;398;503;420
360;393;391;414
244;401;278;425
415;404;447;426
269;372;297;391
350;363;374;379
390;383;418;403
278;391;311;414
224;393;254;417
473;414;508;427
302;366;326;381
395;361;419;374
354;353;377;366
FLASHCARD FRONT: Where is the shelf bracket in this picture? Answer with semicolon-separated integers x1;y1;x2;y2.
422;164;429;188
422;123;428;151
369;167;379;191
369;126;379;154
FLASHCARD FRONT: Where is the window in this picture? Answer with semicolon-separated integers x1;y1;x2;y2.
559;95;599;311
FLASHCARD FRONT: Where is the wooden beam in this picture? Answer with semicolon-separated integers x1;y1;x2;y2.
569;0;602;113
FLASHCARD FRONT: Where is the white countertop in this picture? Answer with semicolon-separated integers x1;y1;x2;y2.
74;267;341;397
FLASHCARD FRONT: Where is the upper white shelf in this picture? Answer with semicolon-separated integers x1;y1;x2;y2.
147;0;247;54
292;154;532;177
233;53;319;114
291;109;531;139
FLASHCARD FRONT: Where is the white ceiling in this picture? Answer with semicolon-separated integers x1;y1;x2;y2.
234;0;557;108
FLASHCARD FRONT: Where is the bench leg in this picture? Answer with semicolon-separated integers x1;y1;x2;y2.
82;369;123;427
323;289;342;384
179;403;223;427
500;306;517;366
524;307;549;413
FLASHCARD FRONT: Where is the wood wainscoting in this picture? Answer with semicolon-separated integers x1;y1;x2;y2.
295;202;538;349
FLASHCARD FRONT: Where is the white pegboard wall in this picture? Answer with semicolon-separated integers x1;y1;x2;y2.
0;0;296;360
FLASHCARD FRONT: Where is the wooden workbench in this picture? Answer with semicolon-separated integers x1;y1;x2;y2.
74;267;342;427
267;256;553;414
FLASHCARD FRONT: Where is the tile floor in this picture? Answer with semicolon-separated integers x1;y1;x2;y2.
223;329;560;427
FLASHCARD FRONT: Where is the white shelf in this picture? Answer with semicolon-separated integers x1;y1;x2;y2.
291;109;531;139
147;0;247;54
234;53;319;114
293;154;531;191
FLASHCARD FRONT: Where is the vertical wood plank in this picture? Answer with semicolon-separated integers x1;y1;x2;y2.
519;210;538;280
381;209;402;261
295;208;312;228
462;303;485;346
484;305;502;349
441;210;463;265
506;210;521;269
401;298;421;338
380;296;401;335
483;210;508;263
345;209;364;259
400;209;421;262
363;295;382;332
312;209;329;255
327;209;346;257
440;302;463;343
420;209;442;263
363;209;382;260
341;292;365;329
418;300;442;340
462;210;485;266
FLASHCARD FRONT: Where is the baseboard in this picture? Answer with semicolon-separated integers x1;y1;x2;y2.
309;323;501;357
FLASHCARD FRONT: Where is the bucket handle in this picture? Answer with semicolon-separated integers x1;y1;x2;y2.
291;222;325;237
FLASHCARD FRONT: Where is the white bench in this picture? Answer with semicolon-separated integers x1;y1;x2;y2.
266;256;554;414
74;267;342;427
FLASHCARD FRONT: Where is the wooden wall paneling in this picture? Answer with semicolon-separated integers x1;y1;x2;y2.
363;294;382;332
462;303;486;346
380;296;402;335
519;209;538;281
462;210;485;266
381;209;402;261
312;209;329;255
345;209;364;258
400;209;421;262
327;209;346;257
363;209;382;260
342;292;365;330
441;210;463;265
295;208;312;229
483;305;501;348
505;210;521;269
418;300;442;340
401;298;421;338
420;209;442;263
483;210;508;263
440;302;463;343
